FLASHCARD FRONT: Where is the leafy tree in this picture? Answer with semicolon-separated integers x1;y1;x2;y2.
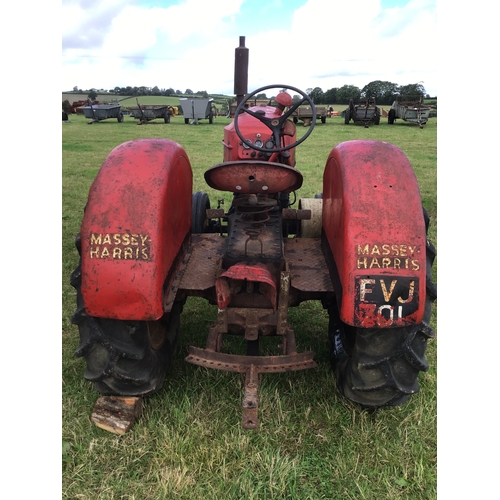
176;89;182;94
165;87;175;96
151;86;161;96
255;93;267;99
185;89;193;95
88;89;98;100
323;87;338;105
361;80;398;105
397;82;426;98
336;85;361;104
308;87;324;104
73;86;79;92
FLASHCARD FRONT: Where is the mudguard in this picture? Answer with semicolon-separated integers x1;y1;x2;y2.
80;139;193;321
322;140;427;328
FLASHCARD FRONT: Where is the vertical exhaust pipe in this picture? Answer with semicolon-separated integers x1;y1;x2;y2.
234;36;249;107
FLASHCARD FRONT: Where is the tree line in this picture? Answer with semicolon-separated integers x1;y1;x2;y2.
72;80;434;106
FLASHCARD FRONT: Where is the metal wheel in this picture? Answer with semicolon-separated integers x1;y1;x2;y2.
70;234;183;396
388;108;396;124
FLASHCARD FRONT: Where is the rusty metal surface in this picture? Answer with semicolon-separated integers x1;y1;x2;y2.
178;234;225;291
284;238;333;292
186;347;316;373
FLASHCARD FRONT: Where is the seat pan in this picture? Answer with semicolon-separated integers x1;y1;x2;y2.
204;161;303;194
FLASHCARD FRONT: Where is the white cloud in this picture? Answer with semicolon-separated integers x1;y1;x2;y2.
61;0;437;96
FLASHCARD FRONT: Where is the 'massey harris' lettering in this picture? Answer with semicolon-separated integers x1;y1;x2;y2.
88;232;151;260
356;243;421;271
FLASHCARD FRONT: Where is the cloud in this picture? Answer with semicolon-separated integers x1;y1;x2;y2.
61;0;437;96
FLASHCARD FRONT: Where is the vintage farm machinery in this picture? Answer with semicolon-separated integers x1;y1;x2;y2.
70;37;436;433
388;95;431;128
343;98;381;127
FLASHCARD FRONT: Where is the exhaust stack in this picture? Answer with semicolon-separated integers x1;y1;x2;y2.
234;36;249;107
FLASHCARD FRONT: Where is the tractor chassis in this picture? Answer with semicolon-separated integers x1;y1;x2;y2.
178;233;334;428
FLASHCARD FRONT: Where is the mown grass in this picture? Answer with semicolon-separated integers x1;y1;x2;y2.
62;112;437;499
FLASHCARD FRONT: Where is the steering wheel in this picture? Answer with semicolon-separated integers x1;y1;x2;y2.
234;84;316;153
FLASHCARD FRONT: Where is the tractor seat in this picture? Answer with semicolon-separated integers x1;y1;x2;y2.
204;161;303;194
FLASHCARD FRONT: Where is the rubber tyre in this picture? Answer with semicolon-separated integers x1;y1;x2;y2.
164;112;170;124
185;117;189;124
388;109;396;124
117;112;124;123
321;116;326;124
344;108;350;124
329;209;437;407
70;234;183;396
191;191;210;233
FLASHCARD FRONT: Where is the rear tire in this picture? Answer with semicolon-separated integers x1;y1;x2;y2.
344;108;350;124
70;233;183;396
329;209;437;407
388;109;396;124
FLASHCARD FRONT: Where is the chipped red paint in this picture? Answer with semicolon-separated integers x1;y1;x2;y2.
80;139;193;321
322;140;427;327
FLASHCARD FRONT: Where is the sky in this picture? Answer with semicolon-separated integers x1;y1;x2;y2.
62;0;437;97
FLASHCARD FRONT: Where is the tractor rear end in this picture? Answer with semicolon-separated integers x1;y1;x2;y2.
70;37;436;432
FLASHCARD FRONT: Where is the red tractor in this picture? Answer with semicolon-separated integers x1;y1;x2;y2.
70;38;436;431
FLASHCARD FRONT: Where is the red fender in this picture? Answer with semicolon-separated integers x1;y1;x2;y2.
322;140;427;328
80;139;193;321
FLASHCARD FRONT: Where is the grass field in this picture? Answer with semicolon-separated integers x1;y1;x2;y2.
62;112;437;499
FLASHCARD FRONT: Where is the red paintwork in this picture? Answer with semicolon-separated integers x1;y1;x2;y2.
322;140;427;327
222;106;296;167
204;161;302;194
215;263;277;310
80;139;193;321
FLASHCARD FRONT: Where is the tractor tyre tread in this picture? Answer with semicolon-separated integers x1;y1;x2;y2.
70;233;182;396
329;209;437;407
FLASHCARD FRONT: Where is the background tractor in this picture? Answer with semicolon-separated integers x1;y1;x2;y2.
70;37;436;432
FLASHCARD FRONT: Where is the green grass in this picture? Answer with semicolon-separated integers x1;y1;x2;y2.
62;113;437;499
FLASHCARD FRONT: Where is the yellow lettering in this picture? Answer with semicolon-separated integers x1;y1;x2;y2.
369;258;381;268
102;234;111;245
141;248;149;260
391;244;399;256
130;234;139;245
371;245;381;255
380;279;397;302
101;247;110;258
358;244;370;255
408;245;417;256
400;245;407;257
124;247;133;259
398;281;415;304
140;234;149;245
90;247;99;258
357;257;367;269
90;233;102;245
122;234;130;245
113;234;121;245
112;247;122;259
382;244;390;255
382;258;391;268
393;258;401;269
411;259;420;271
